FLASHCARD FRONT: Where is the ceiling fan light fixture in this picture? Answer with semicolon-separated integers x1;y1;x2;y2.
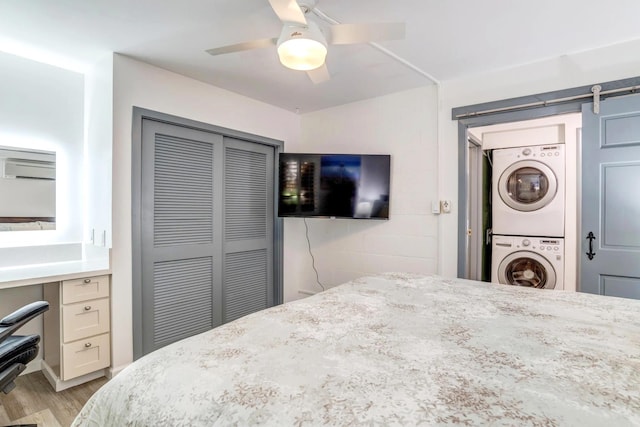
277;21;327;71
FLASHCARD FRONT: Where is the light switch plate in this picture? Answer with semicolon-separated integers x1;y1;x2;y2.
440;200;452;213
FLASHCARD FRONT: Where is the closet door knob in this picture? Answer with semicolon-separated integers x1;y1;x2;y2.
84;305;91;311
84;342;92;348
83;279;91;284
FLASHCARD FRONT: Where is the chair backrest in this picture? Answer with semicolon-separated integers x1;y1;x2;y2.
0;301;49;394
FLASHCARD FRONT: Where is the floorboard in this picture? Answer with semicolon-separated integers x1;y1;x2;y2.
12;409;61;427
0;371;107;427
0;405;10;426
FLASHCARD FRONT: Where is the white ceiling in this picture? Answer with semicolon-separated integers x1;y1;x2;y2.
2;0;640;113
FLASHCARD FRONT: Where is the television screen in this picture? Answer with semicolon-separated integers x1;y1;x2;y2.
278;153;390;219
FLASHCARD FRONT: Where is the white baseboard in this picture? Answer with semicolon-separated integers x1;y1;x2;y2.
41;360;107;392
107;363;129;379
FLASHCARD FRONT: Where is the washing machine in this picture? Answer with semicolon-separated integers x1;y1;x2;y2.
492;144;565;237
491;235;564;290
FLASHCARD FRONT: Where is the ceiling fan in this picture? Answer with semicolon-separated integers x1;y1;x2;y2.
205;0;405;84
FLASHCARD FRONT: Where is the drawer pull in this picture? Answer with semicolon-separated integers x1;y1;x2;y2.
85;342;92;348
83;279;91;284
84;305;92;311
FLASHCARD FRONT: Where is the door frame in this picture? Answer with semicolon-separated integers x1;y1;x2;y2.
453;76;640;279
131;107;284;360
466;134;483;280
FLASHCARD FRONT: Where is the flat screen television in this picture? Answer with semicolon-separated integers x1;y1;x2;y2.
278;153;390;219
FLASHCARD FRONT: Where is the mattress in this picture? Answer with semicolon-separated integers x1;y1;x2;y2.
0;221;54;231
72;273;640;426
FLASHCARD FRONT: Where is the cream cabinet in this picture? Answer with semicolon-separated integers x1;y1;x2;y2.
42;274;111;391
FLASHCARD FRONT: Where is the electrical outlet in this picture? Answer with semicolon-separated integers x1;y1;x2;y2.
440;200;451;213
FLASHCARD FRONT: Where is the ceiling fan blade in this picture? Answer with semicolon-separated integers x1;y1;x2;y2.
329;22;405;45
268;0;307;25
307;63;330;84
205;38;277;56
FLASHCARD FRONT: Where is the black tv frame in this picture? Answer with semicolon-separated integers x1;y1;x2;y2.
278;153;391;220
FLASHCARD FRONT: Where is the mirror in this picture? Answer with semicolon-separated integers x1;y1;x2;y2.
0;146;56;231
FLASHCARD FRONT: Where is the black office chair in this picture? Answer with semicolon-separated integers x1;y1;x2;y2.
0;301;49;394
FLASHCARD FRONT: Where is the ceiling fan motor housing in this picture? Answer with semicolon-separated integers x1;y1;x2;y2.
277;20;327;70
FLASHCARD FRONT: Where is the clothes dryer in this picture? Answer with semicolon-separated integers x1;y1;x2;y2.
492;144;565;237
491;235;564;290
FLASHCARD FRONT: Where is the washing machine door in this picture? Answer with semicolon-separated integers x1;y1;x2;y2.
498;160;558;212
497;251;556;289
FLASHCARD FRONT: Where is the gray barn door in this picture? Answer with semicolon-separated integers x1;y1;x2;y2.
139;120;275;356
581;94;640;299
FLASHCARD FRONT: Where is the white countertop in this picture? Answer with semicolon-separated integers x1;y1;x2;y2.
0;256;110;289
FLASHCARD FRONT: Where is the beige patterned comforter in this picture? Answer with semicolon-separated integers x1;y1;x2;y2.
73;273;640;426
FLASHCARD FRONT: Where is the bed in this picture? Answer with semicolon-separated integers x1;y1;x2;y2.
0;217;55;231
72;273;640;426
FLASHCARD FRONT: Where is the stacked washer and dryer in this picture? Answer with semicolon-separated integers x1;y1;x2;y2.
490;142;566;290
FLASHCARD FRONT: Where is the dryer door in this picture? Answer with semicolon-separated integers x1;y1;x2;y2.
497;251;557;289
498;160;558;212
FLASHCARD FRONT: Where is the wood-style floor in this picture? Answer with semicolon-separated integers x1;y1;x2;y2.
0;371;107;427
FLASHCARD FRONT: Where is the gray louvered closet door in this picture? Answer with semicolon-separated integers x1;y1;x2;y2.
139;120;274;356
223;138;274;322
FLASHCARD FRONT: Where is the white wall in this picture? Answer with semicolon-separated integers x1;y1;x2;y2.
110;54;301;374
438;38;640;278
0;178;55;219
287;86;439;296
84;54;113;248
0;51;84;248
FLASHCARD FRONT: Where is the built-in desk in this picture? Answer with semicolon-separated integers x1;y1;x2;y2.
0;246;111;391
0;258;110;290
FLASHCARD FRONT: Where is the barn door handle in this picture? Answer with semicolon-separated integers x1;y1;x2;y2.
586;232;596;260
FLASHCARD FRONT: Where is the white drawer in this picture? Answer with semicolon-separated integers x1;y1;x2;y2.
62;275;110;304
62;298;110;343
62;332;110;381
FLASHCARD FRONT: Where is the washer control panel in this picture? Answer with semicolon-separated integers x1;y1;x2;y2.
507;238;563;255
